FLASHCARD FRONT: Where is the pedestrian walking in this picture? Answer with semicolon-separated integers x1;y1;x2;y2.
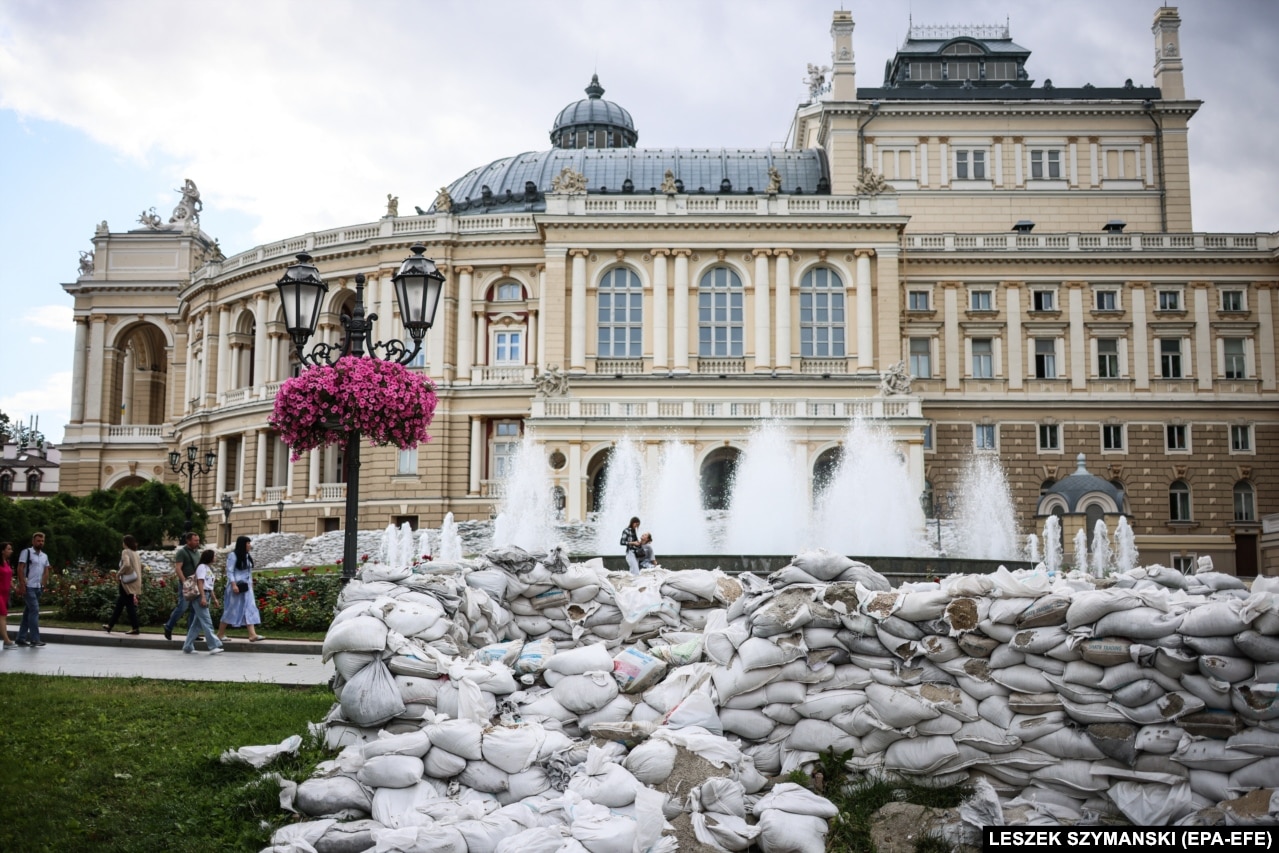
620;516;642;575
183;549;224;655
217;535;264;643
15;532;50;648
102;535;143;635
0;542;15;648
163;531;202;641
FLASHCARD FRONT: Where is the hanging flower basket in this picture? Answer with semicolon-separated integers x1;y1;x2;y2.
270;356;437;461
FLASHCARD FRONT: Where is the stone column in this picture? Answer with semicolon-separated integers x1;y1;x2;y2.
237;433;248;497
1258;283;1276;391
672;250;691;373
309;448;321;497
183;319;196;410
216;305;231;395
84;314;107;423
1193;282;1212;390
469;417;483;495
255;429;268;501
774;250;793;372
527;310;538;367
216;436;228;497
121;347;136;424
535;265;548;371
476;312;488;373
1068;282;1086;390
943;283;961;390
752;249;772;371
855;249;875;372
1005;282;1023;390
428;264;450;376
286;449;296;498
70;317;88;423
569;249;589;373
1131;283;1150;390
651;250;669;372
456;266;474;382
567;441;583;522
253;294;269;387
268;332;281;383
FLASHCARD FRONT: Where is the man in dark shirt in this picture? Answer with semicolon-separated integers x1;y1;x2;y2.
163;532;202;641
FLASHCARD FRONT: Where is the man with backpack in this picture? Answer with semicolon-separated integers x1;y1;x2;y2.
163;531;202;641
15;532;50;647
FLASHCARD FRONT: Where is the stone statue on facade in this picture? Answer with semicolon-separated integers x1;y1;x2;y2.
78;250;95;278
660;170;678;195
138;207;164;229
766;166;782;195
535;365;570;397
434;187;453;212
169;178;202;225
879;360;913;396
857;167;891;196
550;167;588;194
806;63;830;98
386;194;399;217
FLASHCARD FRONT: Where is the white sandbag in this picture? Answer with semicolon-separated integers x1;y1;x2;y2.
1112;691;1204;725
662;569;722;602
884;735;960;775
990;567;1052;599
752;782;839;818
1133;725;1183;755
570;809;637;853
474;640;523;667
1233;683;1279;721
1009;711;1066;742
482;724;547;774
376;597;446;638
738;635;807;671
756;809;828;853
514;637;557;675
692;812;759;852
322;615;390;661
341;659;407;727
553;671;619;714
356;754;424;789
668;692;724;734
865;683;940;728
955;719;1021;753
1093;608;1184;639
296;775;372;817
1227;728;1279;756
989;664;1053;694
795;689;868;721
1030;728;1105;761
1016;595;1071;628
458;759;510;794
612;647;668;694
1007;692;1062;715
1199;655;1255;684
425;719;484;760
220;734;304;769
1009;627;1069;655
957;633;1000;657
988;644;1026;669
394;676;444;707
920;635;963;663
1187;770;1234;804
624;737;677;785
1108;780;1194;825
422;745;468;778
567;746;640;808
1180;601;1251;637
1111;679;1164;707
1234;630;1279;662
493;826;573;853
332;650;380;681
1172;740;1258;772
703;610;750;665
1227;755;1279;789
719;708;775;741
548;642;614;675
578;695;635;730
896;590;951;622
790;549;855;581
785;718;860;754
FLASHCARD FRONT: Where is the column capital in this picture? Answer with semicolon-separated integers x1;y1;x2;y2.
1001;280;1024;289
567;248;591;259
253;291;268;301
1255;281;1275;291
535;264;546;273
1128;280;1149;290
1191;280;1212;290
218;303;231;313
773;248;794;258
454;265;474;275
940;281;962;290
1065;281;1087;290
74;315;90;326
89;312;108;323
435;263;450;276
853;248;877;259
649;248;671;257
751;248;772;258
671;248;693;258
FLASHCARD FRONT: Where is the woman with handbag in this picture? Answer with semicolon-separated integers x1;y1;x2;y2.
217;535;264;643
103;534;143;635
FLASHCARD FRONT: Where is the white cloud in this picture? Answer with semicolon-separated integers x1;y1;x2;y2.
1;370;71;443
22;304;72;331
29;335;45;344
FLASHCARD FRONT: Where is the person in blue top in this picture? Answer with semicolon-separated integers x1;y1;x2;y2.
217;536;264;643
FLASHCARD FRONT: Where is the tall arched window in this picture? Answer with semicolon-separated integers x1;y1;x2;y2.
799;268;845;357
0;473;11;493
698;267;744;357
597;268;642;358
1234;481;1256;522
26;472;40;493
1169;480;1192;521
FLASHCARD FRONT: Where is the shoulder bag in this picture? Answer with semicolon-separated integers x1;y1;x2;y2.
182;576;201;601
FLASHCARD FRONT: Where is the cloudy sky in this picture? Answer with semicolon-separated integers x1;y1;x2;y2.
1;0;1275;445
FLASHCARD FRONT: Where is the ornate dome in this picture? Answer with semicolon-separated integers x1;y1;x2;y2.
550;75;638;149
1040;453;1127;514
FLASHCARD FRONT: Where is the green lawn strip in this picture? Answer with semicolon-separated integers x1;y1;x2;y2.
0;674;334;853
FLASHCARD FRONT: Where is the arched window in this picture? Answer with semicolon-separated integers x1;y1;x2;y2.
1234;481;1256;522
1039;479;1057;497
1169;480;1192;522
0;473;11;493
700;447;741;511
799;268;845;357
813;447;843;501
698;267;744;357
26;472;40;493
495;282;522;301
597;268;642;359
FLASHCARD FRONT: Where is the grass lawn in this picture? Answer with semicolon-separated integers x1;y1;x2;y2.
0;674;335;852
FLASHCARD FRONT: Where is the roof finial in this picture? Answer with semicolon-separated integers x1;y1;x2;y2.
1076;452;1088;474
586;74;604;99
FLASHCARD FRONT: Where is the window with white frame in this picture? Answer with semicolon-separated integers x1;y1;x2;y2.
1221;289;1245;312
1223;338;1247;379
1160;338;1183;378
1034;339;1057;379
1230;424;1253;452
495;282;523;301
1157;290;1182;311
698;267;745;357
908;338;932;378
1234;481;1256;522
908;290;931;311
1038;424;1060;451
397;447;418;476
1169;480;1192;521
1165;424;1189;452
1094;290;1119;311
1097;338;1120;378
491;420;521;480
922;423;934;451
955;148;987;180
1171;554;1196;573
974;424;996;450
1031;289;1056;312
1029;148;1062;180
879;148;914;181
1103;147;1141;180
971;338;993;378
597;267;643;359
494;330;523;364
799;268;846;357
969;290;993;311
1102;423;1125;451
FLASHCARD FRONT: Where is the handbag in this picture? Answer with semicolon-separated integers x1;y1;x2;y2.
119;571;138;585
182;577;201;601
234;580;250;594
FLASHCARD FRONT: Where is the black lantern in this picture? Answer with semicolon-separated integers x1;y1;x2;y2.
220;493;234;523
392;244;445;342
169;444;217;535
276;252;328;349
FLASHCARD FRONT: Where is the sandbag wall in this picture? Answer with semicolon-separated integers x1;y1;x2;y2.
267;549;1279;851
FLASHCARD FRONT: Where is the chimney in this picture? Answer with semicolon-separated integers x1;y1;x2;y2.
831;11;856;99
1152;6;1185;99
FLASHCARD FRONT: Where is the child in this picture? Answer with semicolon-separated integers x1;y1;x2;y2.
183;549;225;655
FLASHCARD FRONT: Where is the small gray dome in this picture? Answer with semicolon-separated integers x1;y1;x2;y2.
1042;453;1126;513
551;75;638;149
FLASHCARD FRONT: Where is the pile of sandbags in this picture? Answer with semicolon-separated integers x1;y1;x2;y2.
261;548;1279;851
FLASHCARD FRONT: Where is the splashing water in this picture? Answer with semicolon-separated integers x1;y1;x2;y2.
954;453;1019;561
495;434;557;552
1090;520;1113;577
1073;528;1089;574
726;422;809;555
1043;516;1062;574
1114;516;1139;573
438;512;463;562
1025;533;1040;564
592;437;647;556
649;442;710;554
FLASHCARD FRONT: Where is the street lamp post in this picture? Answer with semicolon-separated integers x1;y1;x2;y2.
277;244;444;581
168;444;217;535
277;499;285;533
220;493;234;546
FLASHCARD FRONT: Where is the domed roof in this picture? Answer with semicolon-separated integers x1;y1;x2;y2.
1040;453;1126;514
551;75;637;148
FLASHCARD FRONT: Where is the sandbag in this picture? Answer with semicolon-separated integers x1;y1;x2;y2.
341;659;406;727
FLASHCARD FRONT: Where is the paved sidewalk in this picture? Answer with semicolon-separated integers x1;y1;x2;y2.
0;626;332;686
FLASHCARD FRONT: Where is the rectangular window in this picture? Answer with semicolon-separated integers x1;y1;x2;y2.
975;424;996;450
396;447;418;476
971;338;993;378
1095;290;1118;311
1235;486;1255;522
1097;338;1120;378
1160;338;1183;378
1102;424;1124;451
1221;290;1244;312
908;290;930;311
1231;425;1252;452
1157;290;1181;311
492;421;521;480
1030;149;1061;179
955;149;986;180
1171;554;1195;573
1224;338;1246;379
1034;339;1057;379
922;423;934;451
1170;488;1192;522
494;331;523;365
908;338;932;378
970;290;993;311
1038;424;1060;451
1032;290;1056;312
1165;424;1188;451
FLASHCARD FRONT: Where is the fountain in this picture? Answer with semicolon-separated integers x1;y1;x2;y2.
952;452;1019;561
494;435;558;552
725;422;811;554
438;512;463;563
592;438;647;556
647;441;710;554
1114;516;1139;573
1025;534;1040;565
1042;516;1062;575
1072;528;1089;574
1090;520;1113;577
